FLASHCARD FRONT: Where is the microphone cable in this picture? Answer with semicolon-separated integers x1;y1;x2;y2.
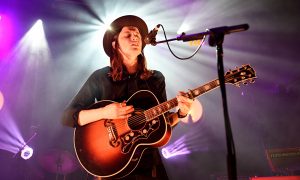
160;24;207;60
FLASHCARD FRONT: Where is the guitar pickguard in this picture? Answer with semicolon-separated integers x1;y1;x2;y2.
120;118;160;154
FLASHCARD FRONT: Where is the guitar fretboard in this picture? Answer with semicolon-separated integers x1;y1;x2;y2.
142;64;256;121
144;79;220;120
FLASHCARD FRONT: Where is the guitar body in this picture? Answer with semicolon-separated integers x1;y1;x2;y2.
74;90;172;178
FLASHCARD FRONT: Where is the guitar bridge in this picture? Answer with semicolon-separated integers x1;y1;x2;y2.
104;119;120;147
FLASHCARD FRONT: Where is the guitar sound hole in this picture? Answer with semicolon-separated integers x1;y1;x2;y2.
128;109;146;130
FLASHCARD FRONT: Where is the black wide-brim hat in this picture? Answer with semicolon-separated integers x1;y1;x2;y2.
103;15;149;57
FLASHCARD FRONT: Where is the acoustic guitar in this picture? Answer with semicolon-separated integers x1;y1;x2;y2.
74;64;256;178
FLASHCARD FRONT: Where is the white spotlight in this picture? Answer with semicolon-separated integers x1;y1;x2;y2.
180;99;203;124
177;24;190;35
26;19;45;49
105;24;112;31
162;148;171;159
16;19;51;66
21;145;33;160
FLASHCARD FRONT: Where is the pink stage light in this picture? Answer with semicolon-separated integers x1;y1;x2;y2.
0;13;14;59
0;90;4;110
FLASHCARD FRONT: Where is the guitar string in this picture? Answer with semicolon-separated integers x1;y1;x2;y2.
112;99;177;131
127;99;178;127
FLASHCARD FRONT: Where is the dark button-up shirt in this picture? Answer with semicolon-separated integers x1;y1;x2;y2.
62;66;167;127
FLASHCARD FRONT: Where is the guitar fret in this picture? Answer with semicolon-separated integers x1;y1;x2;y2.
144;98;178;120
192;80;219;96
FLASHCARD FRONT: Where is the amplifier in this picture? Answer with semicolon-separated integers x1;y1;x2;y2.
265;147;300;173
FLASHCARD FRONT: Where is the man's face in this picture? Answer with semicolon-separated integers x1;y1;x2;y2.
116;26;142;58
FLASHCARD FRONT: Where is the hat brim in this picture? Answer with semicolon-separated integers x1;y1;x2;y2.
103;15;148;57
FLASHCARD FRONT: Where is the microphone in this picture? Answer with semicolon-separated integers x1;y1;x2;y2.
144;24;161;46
209;24;249;34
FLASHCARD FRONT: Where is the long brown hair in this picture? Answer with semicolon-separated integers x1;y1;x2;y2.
109;35;153;81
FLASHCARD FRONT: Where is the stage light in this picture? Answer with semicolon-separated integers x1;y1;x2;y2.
180;98;203;124
161;148;171;159
0;90;4;110
24;19;46;50
161;136;190;159
11;18;51;68
105;24;112;31
161;146;190;159
9;132;37;160
0;19;46;156
177;24;190;35
0;13;14;59
20;145;33;160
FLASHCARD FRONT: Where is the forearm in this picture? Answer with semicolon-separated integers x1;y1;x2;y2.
78;108;105;126
168;109;188;127
77;102;134;126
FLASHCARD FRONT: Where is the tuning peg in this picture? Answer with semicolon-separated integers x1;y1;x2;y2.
250;79;255;83
226;69;233;75
243;82;248;85
235;84;240;87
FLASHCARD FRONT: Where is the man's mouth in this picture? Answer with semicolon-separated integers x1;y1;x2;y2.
131;43;139;47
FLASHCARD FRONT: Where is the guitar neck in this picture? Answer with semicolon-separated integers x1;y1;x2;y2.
144;79;220;120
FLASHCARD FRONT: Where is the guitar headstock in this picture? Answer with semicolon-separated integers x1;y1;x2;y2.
225;64;256;87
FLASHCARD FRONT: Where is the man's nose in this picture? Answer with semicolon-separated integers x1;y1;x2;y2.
131;34;138;41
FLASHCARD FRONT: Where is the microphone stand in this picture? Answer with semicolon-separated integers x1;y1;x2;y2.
156;24;249;180
208;29;237;180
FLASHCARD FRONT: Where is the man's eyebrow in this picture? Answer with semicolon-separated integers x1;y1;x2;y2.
123;30;141;35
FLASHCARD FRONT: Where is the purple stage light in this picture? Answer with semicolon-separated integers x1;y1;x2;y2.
21;145;33;160
161;136;191;159
14;132;37;160
0;18;43;158
0;108;26;154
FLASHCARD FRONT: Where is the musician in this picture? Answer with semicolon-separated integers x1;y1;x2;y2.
62;15;193;179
